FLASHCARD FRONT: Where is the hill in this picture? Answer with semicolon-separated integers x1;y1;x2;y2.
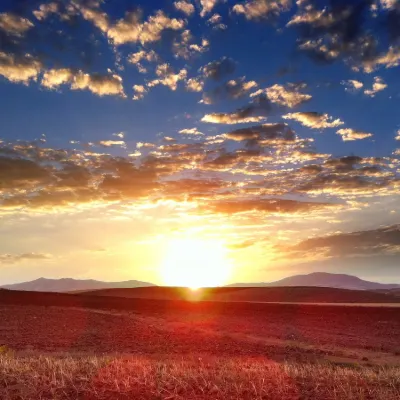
0;277;155;293
228;272;400;291
81;286;400;304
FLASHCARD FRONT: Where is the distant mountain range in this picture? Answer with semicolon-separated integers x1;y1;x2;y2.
0;277;155;292
227;272;400;291
1;272;399;293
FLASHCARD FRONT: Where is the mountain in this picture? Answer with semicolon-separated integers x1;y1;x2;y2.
0;277;155;293
227;272;400;291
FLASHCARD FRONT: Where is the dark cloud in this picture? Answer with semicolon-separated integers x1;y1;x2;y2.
200;56;236;81
285;224;400;259
202;94;272;124
287;0;400;72
202;77;257;104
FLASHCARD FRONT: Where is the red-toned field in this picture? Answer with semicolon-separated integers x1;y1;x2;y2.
0;289;399;399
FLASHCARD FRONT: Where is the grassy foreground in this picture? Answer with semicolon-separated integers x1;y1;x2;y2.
1;354;399;399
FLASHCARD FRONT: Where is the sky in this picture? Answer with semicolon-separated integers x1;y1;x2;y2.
0;0;399;286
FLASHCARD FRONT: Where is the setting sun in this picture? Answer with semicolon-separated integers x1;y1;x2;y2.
160;237;232;289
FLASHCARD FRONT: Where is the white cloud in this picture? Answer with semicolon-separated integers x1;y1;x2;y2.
186;77;204;92
233;0;291;20
133;84;148;100
172;30;209;59
0;52;42;84
337;128;373;141
0;13;33;36
179;128;204;135
364;76;387;97
283;112;344;129
148;64;187;91
42;68;126;98
252;83;311;108
107;10;186;45
174;1;195;16
395;130;400;141
341;80;364;92
98;140;126;148
200;0;221;18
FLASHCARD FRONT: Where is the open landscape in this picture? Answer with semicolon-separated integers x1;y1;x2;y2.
1;287;399;399
1;0;400;398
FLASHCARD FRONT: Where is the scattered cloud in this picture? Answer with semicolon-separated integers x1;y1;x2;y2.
127;50;158;74
283;112;344;129
148;64;187;91
200;0;221;18
364;76;387;97
206;13;227;29
0;13;34;37
251;83;312;108
172;30;209;59
200;57;236;81
337;128;373;141
341;80;364;92
186;77;204;92
42;68;126;98
0;52;42;84
174;0;195;16
0;252;52;264
179;128;204;135
98;140;126;148
202;77;257;104
133;84;148;100
233;0;292;21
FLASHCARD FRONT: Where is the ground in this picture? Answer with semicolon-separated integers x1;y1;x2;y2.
0;290;399;399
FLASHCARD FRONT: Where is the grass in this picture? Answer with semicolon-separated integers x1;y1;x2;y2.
1;354;399;399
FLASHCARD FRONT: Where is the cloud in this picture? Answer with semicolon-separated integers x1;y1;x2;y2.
364;76;387;97
186;77;204;92
33;2;60;21
127;50;158;73
79;5;186;46
225;123;295;144
337;128;373;141
133;84;148;100
113;132;125;139
287;0;400;72
205;198;336;214
200;57;236;81
341;79;364;92
285;224;400;259
202;77;257;104
200;0;221;18
202;94;272;124
41;68;126;98
283;112;344;129
174;1;195;16
172;30;209;59
179;128;204;135
148;64;187;91
361;46;400;73
251;83;312;108
0;52;42;84
0;13;34;37
206;13;227;29
233;0;292;20
0;252;52;264
98;140;126;148
395;130;400;141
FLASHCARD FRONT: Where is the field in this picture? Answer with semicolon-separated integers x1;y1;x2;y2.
0;289;399;399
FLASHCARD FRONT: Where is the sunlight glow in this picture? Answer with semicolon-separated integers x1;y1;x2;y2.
160;237;232;289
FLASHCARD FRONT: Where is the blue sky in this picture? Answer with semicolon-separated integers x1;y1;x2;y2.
0;0;399;286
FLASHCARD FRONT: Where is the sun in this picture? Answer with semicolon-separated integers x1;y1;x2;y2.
160;237;232;289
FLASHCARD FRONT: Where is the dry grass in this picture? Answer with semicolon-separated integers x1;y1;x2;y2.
1;354;399;400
